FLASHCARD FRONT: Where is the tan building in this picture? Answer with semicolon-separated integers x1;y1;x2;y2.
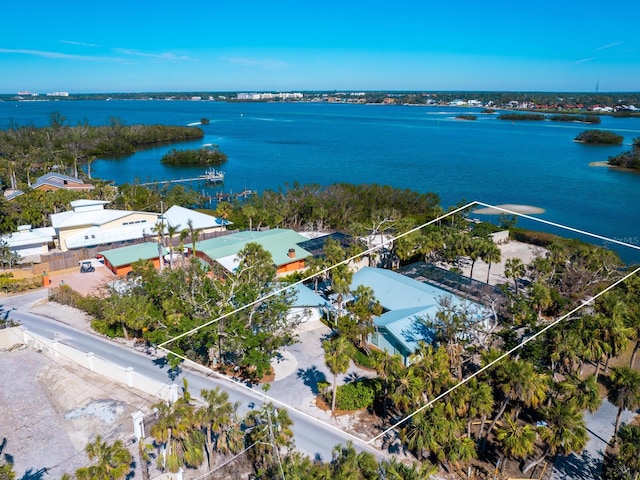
51;199;161;251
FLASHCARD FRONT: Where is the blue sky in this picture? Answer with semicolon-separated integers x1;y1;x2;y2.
1;0;638;93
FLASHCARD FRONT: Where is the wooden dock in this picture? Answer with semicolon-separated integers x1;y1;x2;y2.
138;174;224;186
203;189;257;202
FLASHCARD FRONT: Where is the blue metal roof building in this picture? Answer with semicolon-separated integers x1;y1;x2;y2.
351;267;483;365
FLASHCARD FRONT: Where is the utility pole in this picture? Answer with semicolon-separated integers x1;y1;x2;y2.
157;201;165;271
266;406;285;480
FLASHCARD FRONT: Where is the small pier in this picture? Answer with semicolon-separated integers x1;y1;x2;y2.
203;189;257;202
138;171;224;186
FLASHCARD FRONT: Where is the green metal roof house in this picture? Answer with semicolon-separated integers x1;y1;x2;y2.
98;242;168;275
192;228;312;274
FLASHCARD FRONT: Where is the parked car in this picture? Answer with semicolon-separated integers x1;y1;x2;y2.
80;261;95;273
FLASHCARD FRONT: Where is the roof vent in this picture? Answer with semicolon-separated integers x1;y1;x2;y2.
287;248;296;258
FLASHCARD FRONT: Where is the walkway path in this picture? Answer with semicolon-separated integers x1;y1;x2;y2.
551;399;636;479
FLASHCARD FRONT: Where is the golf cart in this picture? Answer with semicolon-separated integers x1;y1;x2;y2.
80;261;95;273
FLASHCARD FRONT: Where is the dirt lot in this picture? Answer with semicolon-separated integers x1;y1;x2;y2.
44;262;116;296
0;346;160;479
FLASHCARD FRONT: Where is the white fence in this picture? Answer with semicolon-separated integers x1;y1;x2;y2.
0;326;179;403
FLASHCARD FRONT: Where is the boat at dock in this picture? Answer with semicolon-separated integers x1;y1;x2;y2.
199;168;224;183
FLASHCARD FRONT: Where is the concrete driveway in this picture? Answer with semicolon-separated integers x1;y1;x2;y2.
551;400;637;479
267;320;377;437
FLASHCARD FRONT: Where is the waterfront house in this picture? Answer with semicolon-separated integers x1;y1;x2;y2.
31;172;94;193
162;205;230;236
350;267;488;365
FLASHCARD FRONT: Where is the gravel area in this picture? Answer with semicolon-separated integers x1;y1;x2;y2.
0;343;158;479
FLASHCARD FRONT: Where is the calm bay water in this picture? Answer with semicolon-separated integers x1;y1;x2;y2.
1;99;639;261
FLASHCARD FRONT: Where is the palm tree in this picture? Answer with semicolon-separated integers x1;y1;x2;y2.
330;441;379;479
215;201;233;226
607;366;640;441
165;223;180;268
505;257;525;294
602;307;635;372
617;424;640;480
245;403;294;472
323;335;352;415
495;417;536;472
480;239;501;284
400;405;448;461
241;203;257;231
186;218;200;259
522;401;588;474
197;387;239;471
460;378;494;440
484;358;549;447
381;457;438;480
579;314;611;380
529;281;553;318
560;373;602;414
345;284;382;349
330;263;353;327
467;236;485;281
150;394;204;473
374;352;403;418
390;364;425;414
410;343;453;398
74;436;132;480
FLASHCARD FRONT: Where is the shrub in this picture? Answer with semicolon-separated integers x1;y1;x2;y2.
350;348;381;370
91;319;122;338
48;284;84;307
0;273;40;293
510;228;559;247
334;379;381;411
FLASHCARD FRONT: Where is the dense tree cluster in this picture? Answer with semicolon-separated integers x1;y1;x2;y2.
498;113;546;121
223;182;441;232
52;242;298;381
160;146;227;166
0;113;203;192
575;129;624;144
608;137;640;170
550;114;601;124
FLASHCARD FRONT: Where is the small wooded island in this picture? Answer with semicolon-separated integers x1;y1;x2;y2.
160;146;228;166
455;114;477;121
498;113;546;121
575;130;623;145
608;138;640;169
549;114;601;124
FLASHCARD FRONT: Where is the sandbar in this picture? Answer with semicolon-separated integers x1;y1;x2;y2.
589;161;610;167
474;204;545;215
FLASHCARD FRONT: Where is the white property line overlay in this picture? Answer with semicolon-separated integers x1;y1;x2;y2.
155;200;640;450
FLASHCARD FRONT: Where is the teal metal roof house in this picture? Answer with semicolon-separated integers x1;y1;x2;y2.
351;267;485;365
192;228;313;274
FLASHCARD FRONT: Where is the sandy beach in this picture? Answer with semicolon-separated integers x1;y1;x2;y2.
473;203;545;215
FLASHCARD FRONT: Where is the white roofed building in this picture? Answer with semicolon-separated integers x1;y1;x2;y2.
1;225;56;259
162;205;230;235
51;199;161;251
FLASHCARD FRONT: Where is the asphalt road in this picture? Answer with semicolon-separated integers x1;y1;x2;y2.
2;290;386;463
